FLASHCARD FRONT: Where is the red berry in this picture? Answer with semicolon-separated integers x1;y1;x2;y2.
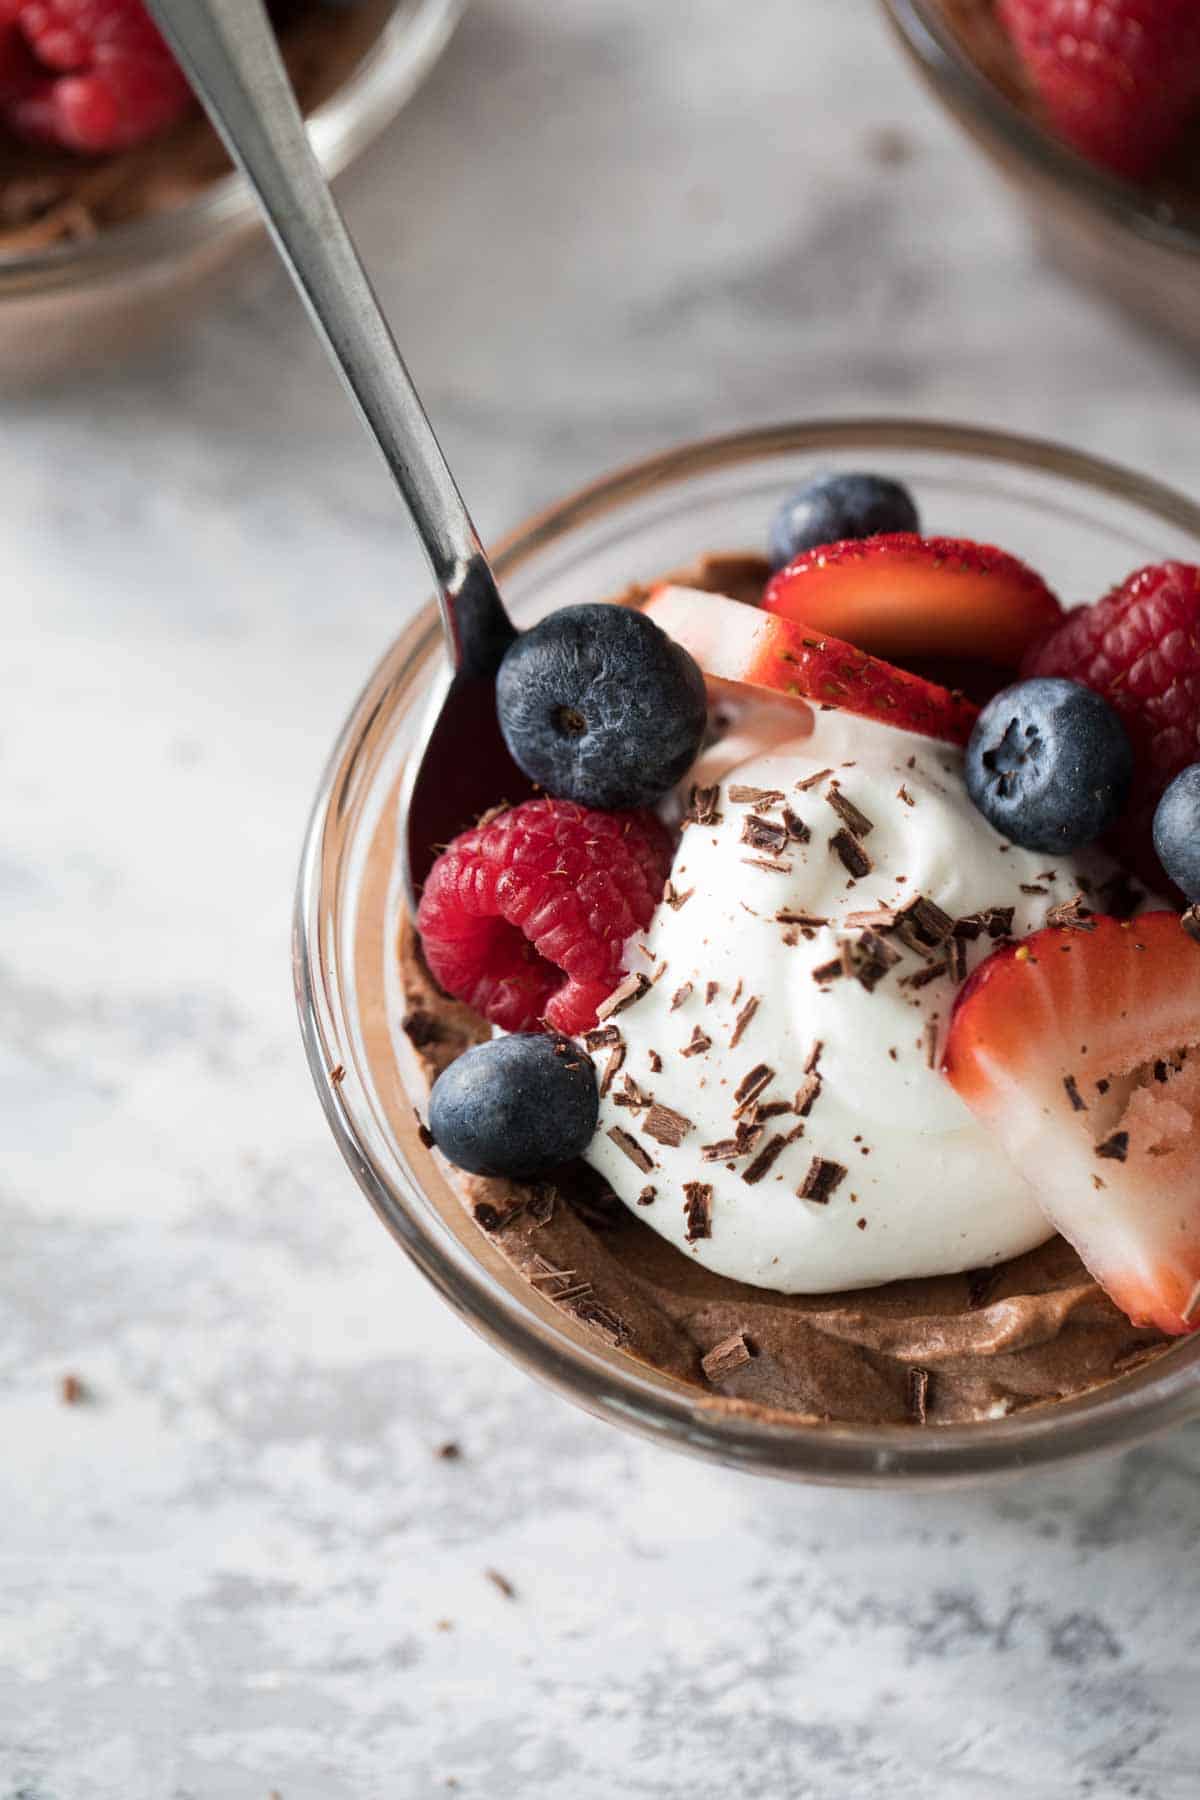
1022;561;1200;880
944;912;1200;1335
416;799;673;1037
998;0;1200;181
1;0;192;154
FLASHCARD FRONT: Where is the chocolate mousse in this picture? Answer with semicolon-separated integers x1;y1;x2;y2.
0;0;392;252
385;548;1175;1430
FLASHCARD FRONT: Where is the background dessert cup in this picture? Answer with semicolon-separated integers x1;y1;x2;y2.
296;418;1200;1487
0;0;464;383
881;0;1200;357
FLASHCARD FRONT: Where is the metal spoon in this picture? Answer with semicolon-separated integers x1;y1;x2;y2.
146;0;525;906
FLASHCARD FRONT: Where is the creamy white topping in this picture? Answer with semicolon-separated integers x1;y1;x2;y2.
584;710;1118;1293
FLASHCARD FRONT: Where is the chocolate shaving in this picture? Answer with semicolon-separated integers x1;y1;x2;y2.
798;1157;847;1204
895;894;954;953
794;1072;823;1118
841;930;902;992
805;1041;824;1074
637;1185;657;1206
701;1137;744;1162
599;1044;626;1096
781;807;811;844
1182;906;1200;944
742;856;794;875
1020;883;1049;897
681;1026;712;1058
741;812;790;854
754;1100;794;1121
776;908;828;927
922;1018;940;1069
613;1073;650;1112
585;1024;623;1051
683;1181;713;1241
643;1103;693;1147
485;1569;517;1600
900;960;949;990
907;1366;931;1425
647;1049;663;1073
685;783;722;826
573;1298;632;1345
705;981;720;1005
795;767;835;792
830;828;873;878
606;1126;654;1172
729;785;785;808
60;1373;86;1406
742;1134;788;1185
596;972;650;1021
417;1118;436;1150
663;881;694;911
825;783;875;838
730;995;760;1048
1046;894;1096;931
897;784;915;808
1096;1131;1129;1163
701;1333;754;1383
402;1009;442;1049
812;956;845;985
732;1063;774;1116
1063;1074;1087;1113
946;935;968;983
670;982;693;1012
844;906;899;931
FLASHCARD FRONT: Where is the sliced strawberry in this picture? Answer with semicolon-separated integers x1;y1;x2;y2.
762;534;1063;670
643;583;979;746
943;911;1200;1335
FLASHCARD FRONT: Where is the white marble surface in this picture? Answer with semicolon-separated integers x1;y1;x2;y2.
4;2;1200;1795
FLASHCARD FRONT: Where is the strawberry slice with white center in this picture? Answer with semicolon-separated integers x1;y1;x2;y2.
943;911;1200;1335
643;583;979;746
762;534;1063;668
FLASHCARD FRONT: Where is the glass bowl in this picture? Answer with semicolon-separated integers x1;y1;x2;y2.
295;418;1200;1488
0;0;464;384
881;0;1200;355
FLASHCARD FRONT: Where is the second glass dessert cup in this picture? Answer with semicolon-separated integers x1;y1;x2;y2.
295;419;1200;1487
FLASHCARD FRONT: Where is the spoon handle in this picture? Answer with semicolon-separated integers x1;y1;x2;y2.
146;0;514;676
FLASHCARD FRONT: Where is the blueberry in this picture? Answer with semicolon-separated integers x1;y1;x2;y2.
768;471;920;570
965;677;1133;853
428;1033;599;1178
496;604;708;809
1153;765;1200;900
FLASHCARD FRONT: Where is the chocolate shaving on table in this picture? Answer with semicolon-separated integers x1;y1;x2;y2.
681;1026;712;1058
742;1134;788;1185
812;956;845;985
907;1366;931;1426
613;1073;650;1112
798;1157;848;1204
585;1024;623;1051
402;1009;442;1049
598;1044;626;1097
663;881;694;911
596;971;651;1021
841;930;902;992
670;981;693;1012
794;1072;823;1117
729;785;785;808
1063;1074;1087;1113
701;1332;754;1383
895;894;954;953
606;1125;654;1172
830;828;873;878
684;783;722;826
730;995;760;1048
732;1063;775;1117
1096;1131;1130;1163
741;812;791;855
777;907;828;927
742;856;795;875
683;1182;713;1241
825;783;875;838
795;767;835;792
637;1185;656;1206
781;807;811;844
643;1103;693;1147
1046;894;1096;931
1182;906;1200;944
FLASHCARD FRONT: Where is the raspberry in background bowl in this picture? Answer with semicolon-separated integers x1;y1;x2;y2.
0;0;465;383
881;0;1200;356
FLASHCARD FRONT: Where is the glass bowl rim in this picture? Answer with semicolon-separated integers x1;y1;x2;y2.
881;0;1200;259
295;416;1200;1486
0;0;465;291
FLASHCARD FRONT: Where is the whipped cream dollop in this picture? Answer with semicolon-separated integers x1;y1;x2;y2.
584;709;1118;1293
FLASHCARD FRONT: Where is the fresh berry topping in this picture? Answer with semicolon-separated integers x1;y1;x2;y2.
0;0;192;154
428;1033;599;1178
767;472;919;571
642;583;980;746
1153;765;1200;900
943;912;1200;1335
1022;560;1200;878
965;677;1133;853
416;798;672;1036
998;0;1200;181
496;604;708;811
763;534;1062;669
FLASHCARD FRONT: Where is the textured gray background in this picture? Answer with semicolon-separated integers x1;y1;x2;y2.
4;2;1200;1795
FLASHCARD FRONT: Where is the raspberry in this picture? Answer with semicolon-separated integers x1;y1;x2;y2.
0;1;192;154
1022;561;1200;884
998;0;1200;181
416;799;673;1037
